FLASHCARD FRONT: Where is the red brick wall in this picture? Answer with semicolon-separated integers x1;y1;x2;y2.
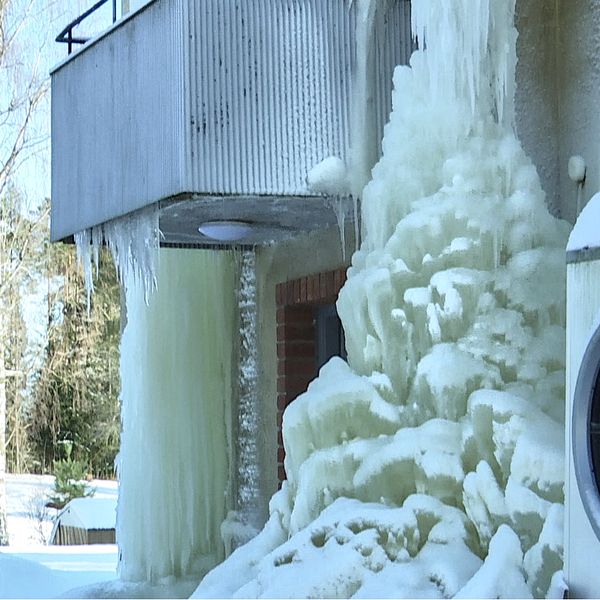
275;268;347;486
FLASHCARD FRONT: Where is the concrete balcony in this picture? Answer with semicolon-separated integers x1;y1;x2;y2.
51;0;412;246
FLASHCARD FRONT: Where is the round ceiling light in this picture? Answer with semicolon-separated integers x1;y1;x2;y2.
198;220;253;242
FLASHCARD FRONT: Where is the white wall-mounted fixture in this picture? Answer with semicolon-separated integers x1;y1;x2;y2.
198;221;254;243
569;155;587;217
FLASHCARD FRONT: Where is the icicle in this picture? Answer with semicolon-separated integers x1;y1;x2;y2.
118;249;237;582
410;0;516;126
325;197;348;262
103;205;159;302
74;228;98;312
74;204;160;307
348;0;379;198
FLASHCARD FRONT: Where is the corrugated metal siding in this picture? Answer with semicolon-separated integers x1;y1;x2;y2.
51;0;413;241
374;0;413;145
184;0;354;196
51;0;187;241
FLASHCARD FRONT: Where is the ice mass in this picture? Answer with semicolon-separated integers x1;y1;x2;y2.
75;0;570;597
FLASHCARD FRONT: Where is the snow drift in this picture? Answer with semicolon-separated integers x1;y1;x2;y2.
193;0;570;597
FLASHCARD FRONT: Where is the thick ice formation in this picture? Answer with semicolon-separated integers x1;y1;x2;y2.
118;249;238;582
193;0;570;597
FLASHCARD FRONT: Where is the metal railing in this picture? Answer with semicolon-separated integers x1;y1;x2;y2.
56;0;117;54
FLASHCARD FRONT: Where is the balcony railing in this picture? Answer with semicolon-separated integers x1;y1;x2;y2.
56;0;117;54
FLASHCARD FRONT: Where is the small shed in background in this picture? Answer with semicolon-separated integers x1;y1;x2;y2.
50;497;117;545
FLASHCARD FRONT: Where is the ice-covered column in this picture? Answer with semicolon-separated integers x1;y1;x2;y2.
117;249;237;582
236;251;261;531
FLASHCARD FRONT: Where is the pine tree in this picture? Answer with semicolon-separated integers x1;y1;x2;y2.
30;245;121;478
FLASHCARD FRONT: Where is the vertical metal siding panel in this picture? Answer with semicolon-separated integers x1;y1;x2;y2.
300;0;311;192
228;1;241;193
51;0;185;239
183;0;194;193
235;0;246;194
263;0;273;193
315;0;326;166
199;0;211;191
308;0;318;189
251;0;261;193
341;1;355;164
296;0;308;193
215;0;226;192
254;0;262;192
189;0;197;190
280;1;292;193
197;0;210;191
258;0;267;192
226;0;237;193
289;0;299;193
268;2;280;192
212;0;222;193
273;2;286;192
298;0;308;192
188;0;362;196
374;0;412;159
289;0;300;191
261;0;274;193
239;0;251;193
248;0;260;193
323;0;336;164
325;0;340;163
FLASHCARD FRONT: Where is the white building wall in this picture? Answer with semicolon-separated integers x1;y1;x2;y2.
556;0;600;224
515;0;600;224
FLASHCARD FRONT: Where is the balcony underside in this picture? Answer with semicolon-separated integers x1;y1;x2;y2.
158;194;355;248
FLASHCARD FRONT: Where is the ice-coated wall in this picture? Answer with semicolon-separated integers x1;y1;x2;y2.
193;0;571;597
515;0;600;223
117;249;238;582
555;0;600;224
514;0;560;217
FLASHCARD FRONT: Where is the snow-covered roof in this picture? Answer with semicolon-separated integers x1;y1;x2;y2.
56;497;117;531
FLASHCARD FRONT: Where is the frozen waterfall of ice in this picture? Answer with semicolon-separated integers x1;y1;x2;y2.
117;249;238;583
193;0;570;598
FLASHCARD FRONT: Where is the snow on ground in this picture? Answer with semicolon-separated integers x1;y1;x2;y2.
5;473;118;545
6;473;57;546
1;474;119;599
